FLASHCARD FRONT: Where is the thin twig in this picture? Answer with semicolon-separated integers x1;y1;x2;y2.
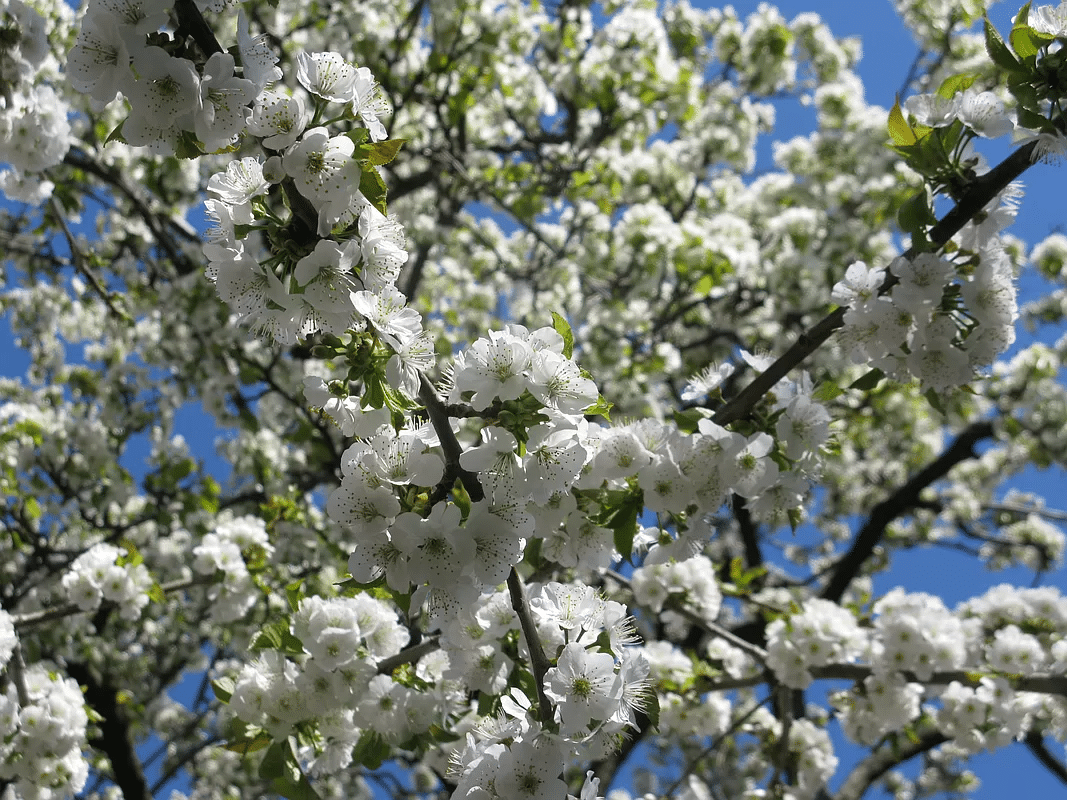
49;196;131;322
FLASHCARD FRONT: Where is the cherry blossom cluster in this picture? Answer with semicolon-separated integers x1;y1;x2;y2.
192;514;275;622
0;663;90;800
447;581;647;799
221;592;413;776
0;0;72;203
67;0;279;155
834;239;1019;392
59;541;154;620
764;584;1067;753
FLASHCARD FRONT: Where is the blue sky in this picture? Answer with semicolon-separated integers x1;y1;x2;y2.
2;1;1066;798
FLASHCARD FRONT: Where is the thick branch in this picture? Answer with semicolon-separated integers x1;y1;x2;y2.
693;663;1067;697
172;0;223;57
1025;731;1067;786
833;718;949;800
820;420;995;603
713;141;1038;427
65;662;152;800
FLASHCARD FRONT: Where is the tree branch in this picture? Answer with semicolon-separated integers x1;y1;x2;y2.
713;141;1038;428
1025;731;1067;786
507;568;554;722
833;718;949;800
65;662;153;800
11;575;214;631
820;420;995;604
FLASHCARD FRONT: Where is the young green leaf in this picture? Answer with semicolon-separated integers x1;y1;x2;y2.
888;98;917;146
551;311;574;359
984;16;1022;71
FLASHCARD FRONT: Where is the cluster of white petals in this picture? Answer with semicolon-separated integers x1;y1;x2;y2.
59;542;154;620
0;665;90;800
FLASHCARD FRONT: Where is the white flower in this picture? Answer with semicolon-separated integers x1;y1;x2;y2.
207;158;269;223
888;253;954;314
543;643;622;736
776;395;830;460
390;504;477;598
89;0;170;48
350;66;391;142
328;477;400;536
528;351;598;415
0;611;17;670
454;331;534;411
1030;3;1067;37
387;331;436;398
955;89;1014;139
249;89;309;151
238;10;283;90
66;12;133;105
127;47;199;125
681;361;735;402
297;51;358;103
831;261;885;310
495;735;568;800
351;286;423;350
358;205;408;290
195;52;256;152
281;127;361;228
903;92;957;127
523;422;588;504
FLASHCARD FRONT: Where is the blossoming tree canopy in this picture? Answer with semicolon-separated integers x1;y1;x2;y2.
2;0;1067;798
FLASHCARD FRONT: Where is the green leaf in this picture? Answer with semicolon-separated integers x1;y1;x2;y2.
336;574;387;593
936;72;978;100
285;579;304;614
258;742;288;780
583;395;613;420
849;368;885;391
271;772;323;800
359;167;388;215
812;381;844;403
174;129;206;160
211;677;235;703
105;119;127;145
923;388;947;416
148;582;166;605
598;490;643;563
984;16;1022;71
897;189;937;237
223;731;272;754
23;496;41;520
352;731;391;769
888;98;917;146
358;138;406;166
551;311;574;359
